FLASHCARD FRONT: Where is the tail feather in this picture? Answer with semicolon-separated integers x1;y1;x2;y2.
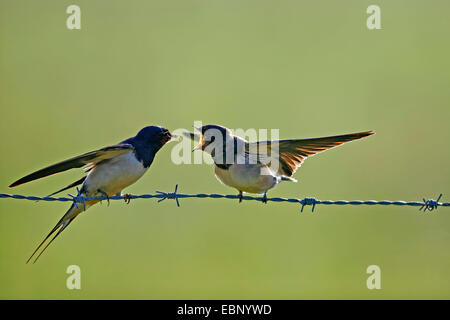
27;204;81;264
31;219;75;264
26;222;62;264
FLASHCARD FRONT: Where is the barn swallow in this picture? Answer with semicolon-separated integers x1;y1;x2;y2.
185;125;374;203
9;126;177;263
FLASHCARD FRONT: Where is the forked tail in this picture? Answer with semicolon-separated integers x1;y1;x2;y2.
27;203;82;264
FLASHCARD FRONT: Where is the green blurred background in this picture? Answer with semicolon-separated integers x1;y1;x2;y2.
1;0;449;299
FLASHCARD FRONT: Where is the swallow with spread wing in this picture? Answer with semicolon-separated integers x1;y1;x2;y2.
185;125;374;203
9;126;178;263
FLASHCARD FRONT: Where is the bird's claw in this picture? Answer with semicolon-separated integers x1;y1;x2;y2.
262;192;268;204
238;191;243;203
123;193;132;204
96;189;110;206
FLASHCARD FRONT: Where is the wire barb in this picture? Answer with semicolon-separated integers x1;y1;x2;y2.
300;197;318;212
156;184;180;207
420;194;442;212
0;190;448;213
68;187;86;211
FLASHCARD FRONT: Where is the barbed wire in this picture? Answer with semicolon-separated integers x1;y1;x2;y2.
0;185;447;213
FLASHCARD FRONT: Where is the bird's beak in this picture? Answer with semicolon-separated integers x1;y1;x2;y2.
192;126;204;151
192;133;205;151
169;133;180;142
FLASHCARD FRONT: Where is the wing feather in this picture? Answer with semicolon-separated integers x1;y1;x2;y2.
248;131;374;177
46;176;87;197
9;144;134;187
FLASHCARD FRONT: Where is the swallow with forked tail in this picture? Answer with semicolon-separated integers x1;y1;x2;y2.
9;126;178;263
184;125;374;203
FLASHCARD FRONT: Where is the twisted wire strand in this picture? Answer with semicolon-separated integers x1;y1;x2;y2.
0;186;447;213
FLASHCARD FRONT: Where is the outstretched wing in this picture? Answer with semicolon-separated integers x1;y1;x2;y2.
247;131;374;177
9;144;135;187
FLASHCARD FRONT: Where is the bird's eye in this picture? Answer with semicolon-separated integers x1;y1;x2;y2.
209;136;215;142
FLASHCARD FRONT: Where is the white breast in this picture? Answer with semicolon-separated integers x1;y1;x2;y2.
83;152;148;196
214;163;278;194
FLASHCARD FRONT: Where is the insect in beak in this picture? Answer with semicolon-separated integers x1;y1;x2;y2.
168;133;180;142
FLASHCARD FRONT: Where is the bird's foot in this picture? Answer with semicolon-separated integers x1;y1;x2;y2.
97;189;110;206
262;192;268;204
238;191;243;203
123;193;132;204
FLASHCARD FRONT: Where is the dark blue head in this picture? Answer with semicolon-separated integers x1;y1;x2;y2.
134;126;173;147
123;126;174;167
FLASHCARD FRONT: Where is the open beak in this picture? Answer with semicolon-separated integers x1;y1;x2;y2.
163;130;179;144
192;126;204;151
192;133;204;151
